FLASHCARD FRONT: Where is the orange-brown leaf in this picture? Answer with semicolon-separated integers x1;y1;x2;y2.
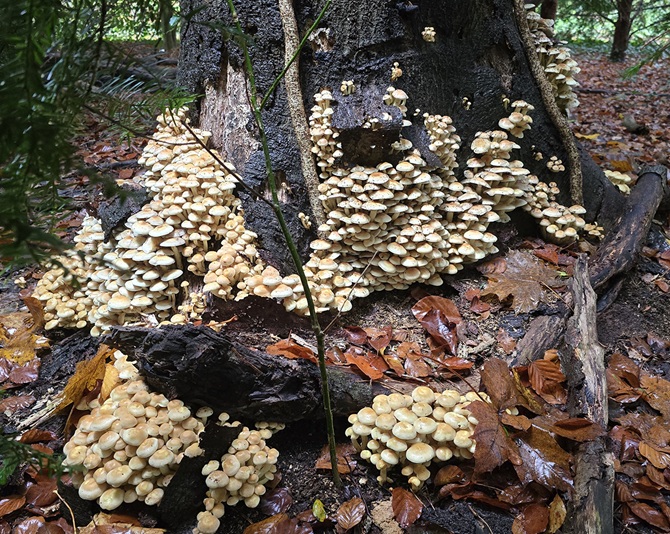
411;296;461;324
512;504;549;534
391;488;423;528
528;359;567;405
314;443;357;474
468;400;522;475
551;418;606;441
639;442;670;469
514;427;572;492
0;495;25;518
58;345;114;411
266;339;316;363
335;497;365;530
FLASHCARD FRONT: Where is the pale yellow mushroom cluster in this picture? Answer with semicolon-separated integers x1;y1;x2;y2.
526;4;580;113
194;416;282;534
34;109;264;334
346;386;496;490
604;170;632;194
546;155;565;173
421;27;436;42
498;100;534;138
63;350;208;510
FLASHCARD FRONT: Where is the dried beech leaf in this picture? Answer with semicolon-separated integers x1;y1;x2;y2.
547;494;567;533
342;326;368;345
259;488;293;515
344;350;385;380
7;358;40;385
58;345;114;411
335;497;365;530
551;418;605;441
411;296;461;324
267;339;316;363
482;250;563;314
501;413;532;431
640;375;670;418
468;400;522;475
391;487;422;528
0;394;35;413
608;353;640;387
363;326;393;352
514;427;573;492
242;514;290;534
79;513;164;534
480;358;519;411
496;328;517;354
512;504;549;534
415;309;459;355
434;465;468;486
19;429;58;444
639;442;670;469
25;474;57;507
629;501;670;531
0;495;25;518
314;443;357;474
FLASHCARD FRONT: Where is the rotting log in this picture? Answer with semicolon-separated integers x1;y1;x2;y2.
559;256;614;534
104;325;390;422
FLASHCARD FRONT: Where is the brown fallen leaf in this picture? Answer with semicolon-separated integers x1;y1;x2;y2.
266;339;316;363
528;359;567;405
414;309;459;355
482;250;564;314
640;374;670;418
639;442;670;469
434;465;468;486
243;514;290;534
391;487;422;528
547;494;567;533
496;328;517;354
0;296;46;365
259;488;293;516
550;418;606;441
25;474;57;508
335;497;365;531
19;429;58;444
0;394;35;413
314;443;357;474
411;296;461;324
480;358;520;412
0;495;25;518
512;504;549;534
363;326;393;352
514;426;573;493
79;513;164;534
344;347;386;380
468;400;522;475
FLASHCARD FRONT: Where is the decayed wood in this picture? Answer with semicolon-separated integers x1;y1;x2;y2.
513;314;566;366
105;325;390;422
589;166;668;295
560;256;614;534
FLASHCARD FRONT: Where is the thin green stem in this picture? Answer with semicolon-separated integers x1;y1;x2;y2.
225;0;341;487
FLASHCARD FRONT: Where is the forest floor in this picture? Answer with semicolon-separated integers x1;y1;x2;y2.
1;49;670;534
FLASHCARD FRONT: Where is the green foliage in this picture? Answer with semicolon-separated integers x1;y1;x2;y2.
0;429;66;486
0;0;193;267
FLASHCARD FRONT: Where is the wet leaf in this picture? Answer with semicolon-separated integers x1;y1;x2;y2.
312;499;327;522
496;328;516;354
342;327;368;345
0;394;35;413
25;475;57;508
514;427;573;492
468;400;522;475
640;374;670;418
501;412;532;431
482;251;563;314
243;514;290;534
344;349;385;380
639;442;670;469
335;497;365;530
267;339;316;363
57;345;114;411
314;443;357;474
391;487;422;528
0;495;25;517
259;488;293;515
7;358;40;385
608;352;640;387
512;504;549;534
0;297;46;365
550;418;605;441
403;356;432;378
414;309;459;355
629;501;670;531
469;297;491;315
411;296;461;324
363;327;393;352
19;429;58;444
434;465;468;486
547;494;566;533
381;352;404;376
528;359;566;405
480;358;520;411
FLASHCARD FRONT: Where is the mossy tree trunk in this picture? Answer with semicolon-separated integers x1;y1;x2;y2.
177;0;622;272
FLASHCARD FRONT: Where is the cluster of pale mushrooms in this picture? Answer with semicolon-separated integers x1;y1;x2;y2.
62;349;281;532
604;170;633;194
35;71;598;329
195;417;282;534
63;350;208;510
526;4;580;113
346;386;507;490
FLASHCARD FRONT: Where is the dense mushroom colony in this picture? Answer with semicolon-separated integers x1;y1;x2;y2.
194;417;282;534
604;170;632;194
346;386;503;490
526;4;580;113
34;109;265;333
63;350;208;510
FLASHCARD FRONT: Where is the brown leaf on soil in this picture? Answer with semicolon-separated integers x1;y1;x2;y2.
7;358;40;385
647;464;670;490
314;443;357;474
19;429;58;444
496;328;516;354
514;427;573;492
434;465;468;486
363;327;393;352
468;400;522;475
528;359;566;405
414;309;459;355
0;495;25;517
607;369;641;403
640;375;670;418
470;297;491;315
639;442;670;469
412;296;462;324
480;358;520;411
629;501;670;531
550;418;605;441
608;352;640;387
0;297;46;365
381;352;404;376
482;250;563;314
512;504;549;534
243;514;300;534
501;413;532;431
259;488;293;516
0;394;35;413
477;256;507;274
79;511;164;534
496;484;544;506
57;345;114;411
267;339;316;363
0;520;9;534
344;349;385;380
335;497;365;530
391;487;422;528
25;474;57;507
533;246;560;265
547;494;567;533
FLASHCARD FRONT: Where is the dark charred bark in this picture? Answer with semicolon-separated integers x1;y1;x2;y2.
177;0;623;273
610;0;634;61
104;325;391;422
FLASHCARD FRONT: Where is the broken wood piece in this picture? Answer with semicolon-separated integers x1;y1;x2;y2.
513;314;566;366
560;256;614;534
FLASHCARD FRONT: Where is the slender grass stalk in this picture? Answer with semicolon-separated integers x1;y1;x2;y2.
224;0;341;487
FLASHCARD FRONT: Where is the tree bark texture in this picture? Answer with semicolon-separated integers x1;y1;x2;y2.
177;0;623;273
540;0;558;21
610;0;634;61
